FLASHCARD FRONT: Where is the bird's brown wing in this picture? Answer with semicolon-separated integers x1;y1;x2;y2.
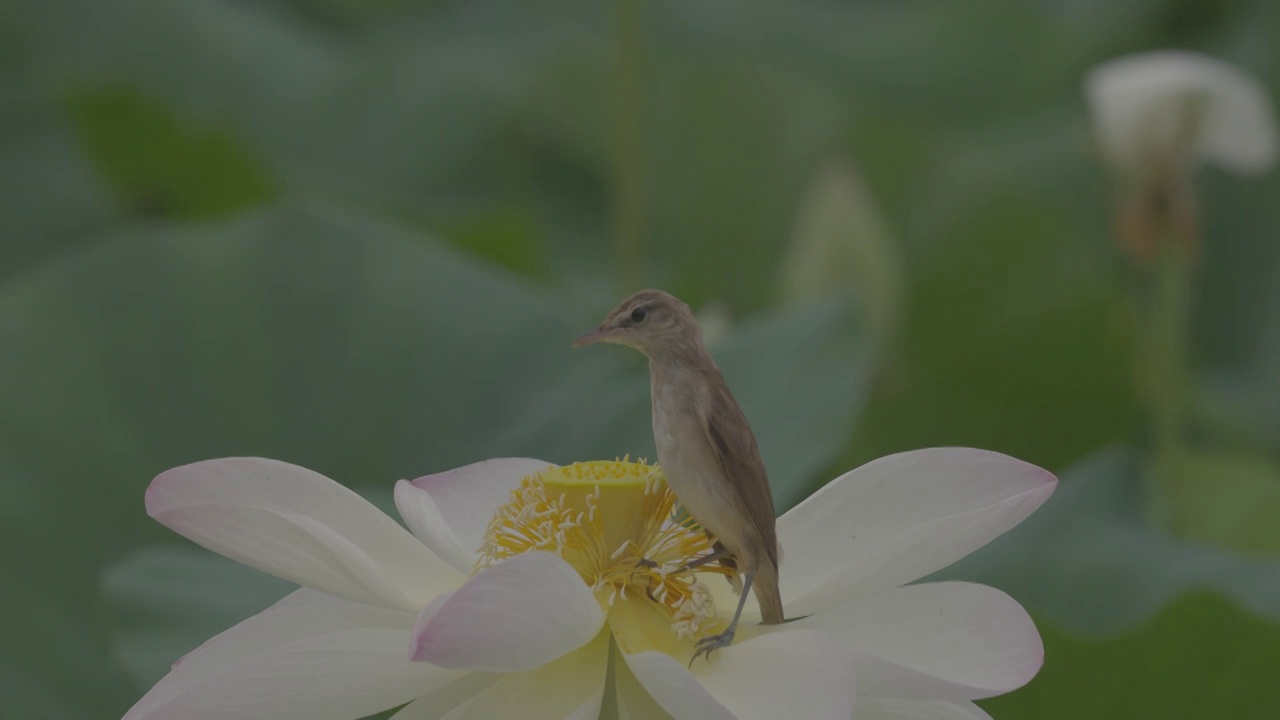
699;383;779;569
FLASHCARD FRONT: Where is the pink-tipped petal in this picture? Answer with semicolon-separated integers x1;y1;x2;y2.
856;697;993;720
147;458;459;611
621;630;858;720
400;458;555;567
124;589;461;720
779;448;1056;610
793;582;1042;701
410;551;604;672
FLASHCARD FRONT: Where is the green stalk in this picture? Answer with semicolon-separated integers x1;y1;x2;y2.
611;0;646;293
1145;237;1192;530
1134;101;1203;532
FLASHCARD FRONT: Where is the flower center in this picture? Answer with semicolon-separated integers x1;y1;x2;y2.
475;458;734;639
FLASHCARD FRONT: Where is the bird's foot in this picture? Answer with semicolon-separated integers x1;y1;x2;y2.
689;628;736;667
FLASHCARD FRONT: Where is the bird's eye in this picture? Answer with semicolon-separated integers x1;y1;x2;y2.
630;306;647;323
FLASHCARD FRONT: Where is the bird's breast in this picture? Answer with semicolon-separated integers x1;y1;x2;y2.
650;396;688;481
651;386;740;544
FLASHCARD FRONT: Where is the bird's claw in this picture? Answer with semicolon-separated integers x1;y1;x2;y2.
688;629;735;667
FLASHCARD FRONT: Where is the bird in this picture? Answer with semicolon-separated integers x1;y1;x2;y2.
572;289;783;662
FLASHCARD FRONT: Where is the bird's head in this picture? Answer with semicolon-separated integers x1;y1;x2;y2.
572;289;700;359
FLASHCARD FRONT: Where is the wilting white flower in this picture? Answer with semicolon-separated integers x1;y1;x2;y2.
1084;50;1278;178
125;449;1055;719
779;160;901;348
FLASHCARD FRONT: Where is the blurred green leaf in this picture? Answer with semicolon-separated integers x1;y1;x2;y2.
1196;215;1280;450
907;108;1104;253
67;88;277;218
982;592;1280;720
511;11;850;309
658;1;1029;116
441;205;549;280
0;79;114;278
1194;171;1280;366
1175;449;1280;555
844;190;1137;474
937;447;1280;634
21;0;345;155
0;541;135;720
641;56;847;312
0;669;84;720
836;87;1129;483
264;0;421;31
280;35;535;207
240;1;608;274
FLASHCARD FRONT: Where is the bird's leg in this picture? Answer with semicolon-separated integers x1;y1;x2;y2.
690;572;754;666
626;536;660;570
629;555;662;602
678;542;733;573
638;540;732;575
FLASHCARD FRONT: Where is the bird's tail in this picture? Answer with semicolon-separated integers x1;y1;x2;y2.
753;559;784;625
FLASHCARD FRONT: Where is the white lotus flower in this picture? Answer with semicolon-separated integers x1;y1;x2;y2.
1084;50;1278;178
125;449;1055;719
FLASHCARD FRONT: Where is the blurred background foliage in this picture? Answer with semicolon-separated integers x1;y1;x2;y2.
3;0;1280;717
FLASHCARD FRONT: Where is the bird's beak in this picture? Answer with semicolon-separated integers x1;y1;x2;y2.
572;325;614;348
